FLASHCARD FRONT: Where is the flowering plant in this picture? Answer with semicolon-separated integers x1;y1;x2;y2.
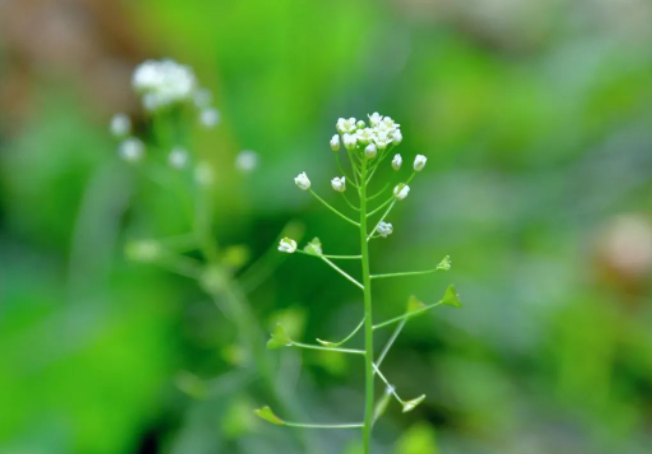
256;113;462;453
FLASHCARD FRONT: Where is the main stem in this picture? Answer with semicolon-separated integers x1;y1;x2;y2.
359;160;374;454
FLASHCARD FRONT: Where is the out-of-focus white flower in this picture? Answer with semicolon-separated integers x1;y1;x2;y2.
393;183;410;200
377;222;393;238
110;113;131;137
193;88;212;108
330;134;341;152
413;154;427;172
168;147;189;169
132;59;197;111
194;161;214;186
365;143;377;159
336;117;357;134
391;154;402;170
278;237;297;253
199;108;220;128
331;176;346;192
235;150;259;173
392;129;403;145
119;138;145;162
294;172;311;190
368;112;383;126
343;133;357;151
356;128;374;145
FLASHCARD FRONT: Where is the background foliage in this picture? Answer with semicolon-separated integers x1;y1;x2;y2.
1;0;652;453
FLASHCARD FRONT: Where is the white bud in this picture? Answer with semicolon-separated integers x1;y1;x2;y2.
199;108;220;128
331;176;346;192
342;133;357;151
393;183;410;201
392;129;403;145
194;161;215;186
413;154;427;172
294;172;311;190
364;143;377;159
168;147;189;169
118;138;145;163
235;150;259;173
330;134;341;152
391;154;402;170
356;120;366;129
278;237;297;253
110;113;131;137
377;222;393;238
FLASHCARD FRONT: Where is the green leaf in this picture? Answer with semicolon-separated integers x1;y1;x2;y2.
303;237;323;255
436;255;451;271
406;295;426;313
254;406;285;426
395;422;439;454
402;394;426;413
266;324;292;350
442;285;462;308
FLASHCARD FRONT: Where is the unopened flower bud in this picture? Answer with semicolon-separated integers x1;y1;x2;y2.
278;237;297;253
330;134;341;152
343;133;357;151
356;120;366;129
294;172;311;190
393;183;410;200
365;143;377;159
391;154;402;170
413;154;427;172
331;176;346;192
377;222;393;238
392;129;403;145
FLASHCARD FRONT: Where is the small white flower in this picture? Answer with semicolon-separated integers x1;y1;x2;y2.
342;133;357;151
330;134;341;152
168;147;189;169
382;116;400;131
118;138;145;162
194;161;214;186
331;176;346;192
368;112;383;126
391;129;403;145
377;222;393;238
132;59;197;110
193;88;212;108
278;237;297;253
373;130;391;150
235;150;259;173
199;108;220;128
393;183;410;200
391;154;402;170
110;113;131;137
364;143;377;159
294;172;311;190
356;128;374;145
413;154;427;172
336;117;357;134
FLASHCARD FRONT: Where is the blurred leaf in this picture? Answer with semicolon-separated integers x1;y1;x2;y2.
407;295;426;313
266;324;292;350
253;406;285;426
436;255;451;271
442;285;462;308
395;423;438;454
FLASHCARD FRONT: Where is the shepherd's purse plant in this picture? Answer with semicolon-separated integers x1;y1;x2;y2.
255;113;462;453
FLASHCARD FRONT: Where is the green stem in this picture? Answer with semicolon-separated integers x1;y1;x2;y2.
291;342;366;355
309;189;360;228
359;159;375;454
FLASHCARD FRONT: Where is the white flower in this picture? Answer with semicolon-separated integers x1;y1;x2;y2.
330;134;341;152
391;154;402;170
413;154;427;172
199;108;220;128
364;143;377;159
391;129;403;145
294;172;311;190
393;183;410;200
110;113;131;137
235;150;259;173
118;138;144;162
336;117;357;134
132;59;197;111
168;147;189;169
382;116;400;131
356;128;374;145
373;130;391;150
193;88;212;108
331;176;346;192
194;161;214;186
342;133;357;151
278;237;297;253
377;222;393;238
368;112;383;126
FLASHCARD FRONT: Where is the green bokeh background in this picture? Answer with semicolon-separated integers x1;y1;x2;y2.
2;1;652;453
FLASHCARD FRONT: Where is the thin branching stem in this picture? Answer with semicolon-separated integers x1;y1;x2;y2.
285;422;364;430
367;196;395;218
367;182;389;202
373;301;444;331
317;317;365;347
320;256;365;290
295;250;361;260
291;342;366;355
367;200;397;240
309;189;360;228
370;268;445;280
376;319;407;367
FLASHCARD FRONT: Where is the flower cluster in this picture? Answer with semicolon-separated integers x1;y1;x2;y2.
132;59;197;111
331;112;402;156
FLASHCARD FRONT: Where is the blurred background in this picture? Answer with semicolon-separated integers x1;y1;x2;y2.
2;0;652;453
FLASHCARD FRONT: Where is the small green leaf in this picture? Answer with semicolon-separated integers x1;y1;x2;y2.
406;295;426;313
254;406;285;425
303;237;323;255
402;394;426;413
436;255;451;271
267;324;292;350
442;285;462;308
